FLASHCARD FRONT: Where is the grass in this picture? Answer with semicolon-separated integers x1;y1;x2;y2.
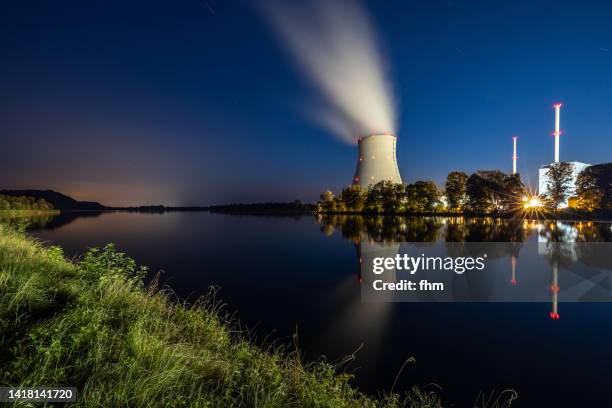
0;225;449;407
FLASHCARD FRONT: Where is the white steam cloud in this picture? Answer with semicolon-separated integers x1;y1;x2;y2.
260;0;397;144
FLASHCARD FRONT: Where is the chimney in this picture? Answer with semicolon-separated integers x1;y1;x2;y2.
553;103;562;163
512;136;518;174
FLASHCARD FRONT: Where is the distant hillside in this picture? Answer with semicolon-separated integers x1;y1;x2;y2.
0;190;107;211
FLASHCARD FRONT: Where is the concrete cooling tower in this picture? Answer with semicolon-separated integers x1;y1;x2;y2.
353;134;402;187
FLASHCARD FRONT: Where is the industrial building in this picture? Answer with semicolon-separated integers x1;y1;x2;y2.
537;103;591;207
538;162;591;207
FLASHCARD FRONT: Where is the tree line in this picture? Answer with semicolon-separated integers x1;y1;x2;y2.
317;170;525;214
0;195;54;211
318;162;612;215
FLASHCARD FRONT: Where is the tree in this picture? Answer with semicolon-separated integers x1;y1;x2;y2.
363;183;384;212
37;198;52;210
381;182;406;213
466;171;504;213
574;163;612;211
445;171;468;212
466;170;524;213
574;168;602;211
340;185;364;212
320;190;334;202
405;181;441;213
364;181;404;213
501;173;526;210
319;190;337;212
544;162;574;216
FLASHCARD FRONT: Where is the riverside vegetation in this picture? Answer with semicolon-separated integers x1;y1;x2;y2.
0;194;57;216
318;164;612;217
0;224;449;407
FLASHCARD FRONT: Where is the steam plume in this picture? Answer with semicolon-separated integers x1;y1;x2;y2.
260;0;397;144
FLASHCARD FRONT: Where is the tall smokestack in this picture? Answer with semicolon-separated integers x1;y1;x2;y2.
553;103;562;163
353;134;402;187
512;136;518;174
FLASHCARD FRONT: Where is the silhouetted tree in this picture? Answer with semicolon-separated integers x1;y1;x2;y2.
501;173;526;210
340;185;364;212
445;171;468;212
318;190;337;212
574;163;612;211
544;162;574;217
405;181;441;213
574;168;601;211
465;171;525;214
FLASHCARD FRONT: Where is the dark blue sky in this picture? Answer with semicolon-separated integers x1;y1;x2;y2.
2;0;612;206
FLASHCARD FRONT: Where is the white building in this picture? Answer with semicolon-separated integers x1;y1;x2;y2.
538;161;591;207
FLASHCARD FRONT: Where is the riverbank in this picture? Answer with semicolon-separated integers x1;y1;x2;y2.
0;209;59;217
0;226;443;407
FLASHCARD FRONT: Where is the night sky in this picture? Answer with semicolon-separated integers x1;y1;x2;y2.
2;0;612;206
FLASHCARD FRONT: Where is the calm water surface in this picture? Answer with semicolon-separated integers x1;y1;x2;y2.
9;212;612;407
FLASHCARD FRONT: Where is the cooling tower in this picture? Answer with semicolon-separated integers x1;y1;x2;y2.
353;134;402;187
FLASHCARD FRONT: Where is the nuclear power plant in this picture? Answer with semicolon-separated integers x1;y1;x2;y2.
353;134;402;188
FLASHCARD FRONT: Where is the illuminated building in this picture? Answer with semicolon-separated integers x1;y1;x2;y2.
537;103;591;207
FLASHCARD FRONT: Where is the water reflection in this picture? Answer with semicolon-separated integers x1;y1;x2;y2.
316;214;612;243
316;215;612;320
5;212;612;322
0;215;57;230
0;211;103;231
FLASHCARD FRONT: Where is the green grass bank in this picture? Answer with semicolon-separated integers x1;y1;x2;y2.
0;226;446;407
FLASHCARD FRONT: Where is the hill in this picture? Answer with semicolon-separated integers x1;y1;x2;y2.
0;190;107;211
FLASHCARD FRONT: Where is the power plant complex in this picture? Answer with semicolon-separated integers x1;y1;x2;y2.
347;101;599;208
